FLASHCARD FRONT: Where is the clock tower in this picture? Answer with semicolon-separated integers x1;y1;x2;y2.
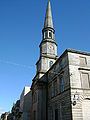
36;0;58;78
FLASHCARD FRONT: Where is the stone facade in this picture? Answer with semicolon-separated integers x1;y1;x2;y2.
31;49;90;120
68;49;90;120
47;50;72;120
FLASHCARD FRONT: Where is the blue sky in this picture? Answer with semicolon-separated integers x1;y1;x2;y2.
0;0;90;114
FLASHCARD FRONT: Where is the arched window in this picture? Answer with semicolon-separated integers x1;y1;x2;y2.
45;31;48;38
49;61;53;67
49;32;52;38
33;92;37;103
60;77;64;92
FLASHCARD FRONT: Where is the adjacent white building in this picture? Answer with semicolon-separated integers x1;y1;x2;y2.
20;86;32;120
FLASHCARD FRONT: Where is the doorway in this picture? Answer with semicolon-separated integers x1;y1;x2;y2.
55;109;58;120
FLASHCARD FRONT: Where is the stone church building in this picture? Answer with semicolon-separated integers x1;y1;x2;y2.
31;0;90;120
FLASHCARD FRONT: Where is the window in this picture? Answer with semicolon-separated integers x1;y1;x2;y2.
33;92;37;103
80;57;87;66
54;80;58;96
49;32;52;38
45;31;48;38
49;81;58;98
59;77;64;92
49;61;53;67
48;85;52;99
81;73;89;88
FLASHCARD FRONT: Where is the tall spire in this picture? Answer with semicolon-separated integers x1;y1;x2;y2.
44;0;54;28
36;0;57;79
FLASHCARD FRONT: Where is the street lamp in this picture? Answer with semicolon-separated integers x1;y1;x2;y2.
72;91;80;106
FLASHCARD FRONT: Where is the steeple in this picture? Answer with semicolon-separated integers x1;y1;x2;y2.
44;0;53;28
36;0;58;79
42;0;55;42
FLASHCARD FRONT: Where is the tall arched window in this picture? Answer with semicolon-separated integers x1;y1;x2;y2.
45;31;48;38
49;32;52;38
59;77;64;92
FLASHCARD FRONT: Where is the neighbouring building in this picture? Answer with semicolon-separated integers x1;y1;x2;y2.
11;100;21;120
7;113;13;120
20;86;32;120
6;87;32;120
1;112;9;120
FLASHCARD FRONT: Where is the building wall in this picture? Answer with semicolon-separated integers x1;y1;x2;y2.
47;51;72;120
31;49;90;120
32;78;47;120
68;51;90;120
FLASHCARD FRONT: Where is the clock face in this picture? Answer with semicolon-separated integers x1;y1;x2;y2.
49;44;54;49
48;44;54;53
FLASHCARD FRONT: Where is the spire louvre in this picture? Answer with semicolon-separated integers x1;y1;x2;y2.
44;0;54;28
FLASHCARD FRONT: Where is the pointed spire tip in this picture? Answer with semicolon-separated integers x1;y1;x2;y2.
44;0;54;28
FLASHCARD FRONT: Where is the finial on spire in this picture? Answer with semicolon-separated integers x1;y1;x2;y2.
44;0;53;28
